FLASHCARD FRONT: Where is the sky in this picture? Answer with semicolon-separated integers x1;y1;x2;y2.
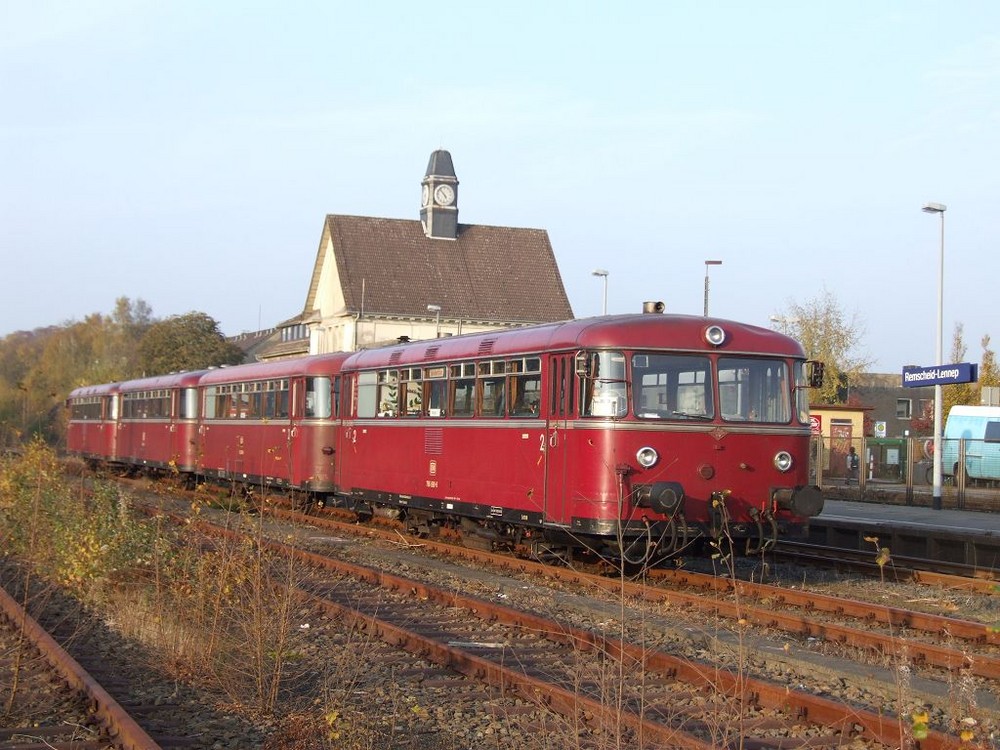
1;1;998;374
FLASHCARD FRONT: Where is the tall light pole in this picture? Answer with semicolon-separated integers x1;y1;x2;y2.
703;260;722;316
922;201;946;511
427;304;441;338
591;269;609;315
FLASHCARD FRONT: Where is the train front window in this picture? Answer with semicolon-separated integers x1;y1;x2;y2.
793;361;810;424
719;358;790;423
632;354;713;420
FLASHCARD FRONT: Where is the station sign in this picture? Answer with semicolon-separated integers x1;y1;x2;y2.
901;362;978;388
809;415;822;435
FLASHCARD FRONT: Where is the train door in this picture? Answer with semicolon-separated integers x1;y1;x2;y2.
544;353;575;525
287;378;304;486
830;419;853;479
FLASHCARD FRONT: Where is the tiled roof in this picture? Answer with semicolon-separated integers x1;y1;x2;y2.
307;215;573;324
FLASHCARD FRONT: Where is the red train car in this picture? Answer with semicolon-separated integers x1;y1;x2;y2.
195;353;350;494
336;311;823;561
66;382;122;466
116;370;206;475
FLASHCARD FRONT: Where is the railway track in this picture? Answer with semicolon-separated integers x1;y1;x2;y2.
36;470;998;746
248;500;1000;682
0;573;160;750
772;539;1000;594
139;496;983;749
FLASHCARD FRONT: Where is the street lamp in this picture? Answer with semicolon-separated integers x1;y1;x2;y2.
922;201;946;511
591;269;609;315
769;315;800;331
703;260;722;316
426;304;442;338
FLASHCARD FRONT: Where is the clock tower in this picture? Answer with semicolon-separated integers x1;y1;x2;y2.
420;149;459;240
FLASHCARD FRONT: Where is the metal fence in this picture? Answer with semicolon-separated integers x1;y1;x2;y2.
811;435;1000;510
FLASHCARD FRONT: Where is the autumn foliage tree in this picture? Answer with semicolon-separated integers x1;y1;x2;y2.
942;323;976;416
137;312;246;375
0;302;245;447
772;289;873;405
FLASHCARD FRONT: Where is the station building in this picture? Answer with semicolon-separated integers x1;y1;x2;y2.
245;150;573;361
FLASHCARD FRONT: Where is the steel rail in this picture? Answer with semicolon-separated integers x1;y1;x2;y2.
0;580;163;750
773;540;1000;594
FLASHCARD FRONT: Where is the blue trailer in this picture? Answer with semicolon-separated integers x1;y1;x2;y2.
941;405;1000;483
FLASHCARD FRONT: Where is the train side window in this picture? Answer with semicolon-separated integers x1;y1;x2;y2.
179;388;198;419
450;363;475;417
332;375;341;418
476;360;506;417
581;351;627;418
793;362;810;423
509;357;542;417
425;366;447;417
303;377;331;419
356;371;377;418
401;368;423;416
377;370;398;417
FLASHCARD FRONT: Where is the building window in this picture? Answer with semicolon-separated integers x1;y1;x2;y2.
281;324;310;342
896;399;912;419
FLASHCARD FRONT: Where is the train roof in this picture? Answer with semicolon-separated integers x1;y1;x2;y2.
197;351;351;385
67;382;122;399
116;370;209;392
343;313;805;370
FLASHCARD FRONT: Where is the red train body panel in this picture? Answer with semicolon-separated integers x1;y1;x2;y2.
195;354;349;492
115;371;206;473
66;313;823;562
65;383;121;463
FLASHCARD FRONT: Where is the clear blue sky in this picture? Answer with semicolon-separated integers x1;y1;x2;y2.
2;1;997;373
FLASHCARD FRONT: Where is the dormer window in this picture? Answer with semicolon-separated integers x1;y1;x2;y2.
281;324;309;342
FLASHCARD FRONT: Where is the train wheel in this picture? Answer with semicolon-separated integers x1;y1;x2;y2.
530;541;571;566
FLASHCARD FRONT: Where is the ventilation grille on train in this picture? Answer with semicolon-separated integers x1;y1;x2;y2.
424;346;440;360
425;428;443;455
477;339;497;356
389;351;403;364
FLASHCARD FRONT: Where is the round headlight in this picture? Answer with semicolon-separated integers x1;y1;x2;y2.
636;446;659;468
773;451;793;472
705;325;726;346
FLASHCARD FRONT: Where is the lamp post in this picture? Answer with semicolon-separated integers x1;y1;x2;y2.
427;304;441;338
922;201;946;511
768;315;800;332
703;260;722;316
591;269;609;315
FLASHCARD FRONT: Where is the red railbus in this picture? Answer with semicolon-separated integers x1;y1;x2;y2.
67;311;823;563
336;312;823;561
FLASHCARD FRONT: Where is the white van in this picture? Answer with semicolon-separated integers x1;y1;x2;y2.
941;405;1000;483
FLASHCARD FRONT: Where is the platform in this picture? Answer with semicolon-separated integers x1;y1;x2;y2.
809;498;1000;570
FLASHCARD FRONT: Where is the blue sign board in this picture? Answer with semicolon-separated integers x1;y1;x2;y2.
902;362;978;388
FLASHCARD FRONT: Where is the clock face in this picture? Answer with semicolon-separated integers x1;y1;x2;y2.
421;185;429;206
433;184;455;206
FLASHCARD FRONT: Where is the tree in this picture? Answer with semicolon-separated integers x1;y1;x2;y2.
137;312;246;375
943;322;976;415
773;289;873;404
980;334;999;403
